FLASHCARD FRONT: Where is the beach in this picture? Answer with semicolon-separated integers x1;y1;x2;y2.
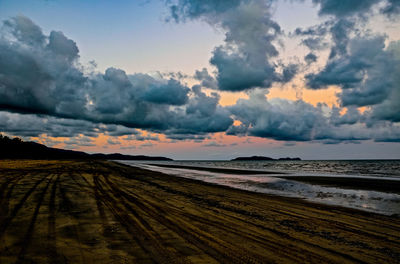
0;160;399;263
144;162;400;194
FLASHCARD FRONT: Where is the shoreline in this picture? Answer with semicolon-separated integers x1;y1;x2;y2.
145;162;400;194
121;162;398;217
146;163;286;174
0;159;399;263
279;175;400;194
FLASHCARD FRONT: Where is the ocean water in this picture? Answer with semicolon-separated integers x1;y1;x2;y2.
119;160;400;216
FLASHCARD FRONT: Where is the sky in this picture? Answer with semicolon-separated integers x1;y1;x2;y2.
0;0;400;160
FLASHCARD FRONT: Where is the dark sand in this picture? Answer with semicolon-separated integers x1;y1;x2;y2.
0;160;399;263
148;163;400;194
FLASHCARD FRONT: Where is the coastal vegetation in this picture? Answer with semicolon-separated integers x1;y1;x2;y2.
0;134;171;161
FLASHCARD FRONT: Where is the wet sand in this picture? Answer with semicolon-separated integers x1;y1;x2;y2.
148;163;400;194
0;160;399;263
146;163;285;174
279;175;400;194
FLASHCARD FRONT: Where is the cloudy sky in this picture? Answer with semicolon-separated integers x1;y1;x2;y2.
0;0;400;160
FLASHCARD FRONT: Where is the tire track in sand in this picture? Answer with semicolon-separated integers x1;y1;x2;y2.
15;174;54;263
103;172;366;264
58;173;89;264
47;174;60;263
0;173;27;223
0;173;48;238
93;175;189;264
101;174;266;264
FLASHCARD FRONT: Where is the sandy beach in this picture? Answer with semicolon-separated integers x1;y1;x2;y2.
0;160;399;263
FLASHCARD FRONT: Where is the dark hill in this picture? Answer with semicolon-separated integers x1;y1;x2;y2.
0;134;172;161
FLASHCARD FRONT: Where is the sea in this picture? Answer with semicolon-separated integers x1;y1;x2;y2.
118;160;400;216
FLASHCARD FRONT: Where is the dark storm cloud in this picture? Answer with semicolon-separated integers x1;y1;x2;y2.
367;41;400;122
279;64;299;83
294;0;400;64
141;79;189;105
301;37;328;50
381;0;400;16
0;111;102;138
295;0;400;126
312;0;378;17
294;21;331;55
294;17;355;60
0;111;162;143
0;112;50;137
227;92;400;143
1;8;400;145
0;16;231;138
304;53;318;64
3;16;46;46
168;0;297;91
209;46;276;91
166;86;233;135
167;0;243;22
294;21;330;37
228;94;328;141
366;122;400;142
0;16;88;117
306;36;400;116
47;31;79;61
370;89;400;123
194;68;218;89
312;0;400;18
293;0;399;79
102;125;140;137
328;18;355;58
226;123;248;136
330;106;361;126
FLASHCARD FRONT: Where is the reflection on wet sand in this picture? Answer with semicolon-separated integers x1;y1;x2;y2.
129;162;400;215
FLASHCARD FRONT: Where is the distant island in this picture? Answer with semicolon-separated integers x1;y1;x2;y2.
231;156;301;161
0;135;172;161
